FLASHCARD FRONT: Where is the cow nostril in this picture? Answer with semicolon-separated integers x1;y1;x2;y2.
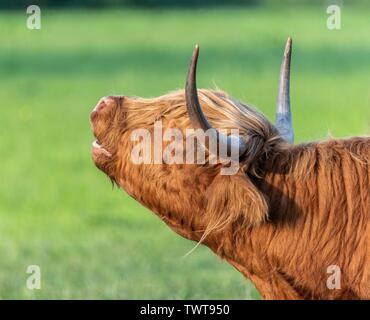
97;99;107;111
94;98;107;112
92;96;121;116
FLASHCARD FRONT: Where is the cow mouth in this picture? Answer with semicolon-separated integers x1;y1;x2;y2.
92;140;112;158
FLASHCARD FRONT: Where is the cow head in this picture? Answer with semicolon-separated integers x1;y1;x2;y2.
90;38;294;249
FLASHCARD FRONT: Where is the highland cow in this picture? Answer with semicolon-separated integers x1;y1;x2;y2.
90;38;369;299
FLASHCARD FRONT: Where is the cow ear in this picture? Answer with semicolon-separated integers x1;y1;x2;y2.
204;172;268;237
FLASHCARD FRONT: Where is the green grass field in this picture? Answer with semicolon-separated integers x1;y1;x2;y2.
0;5;369;299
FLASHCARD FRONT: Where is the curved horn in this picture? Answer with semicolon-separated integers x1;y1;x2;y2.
275;37;294;143
185;45;247;159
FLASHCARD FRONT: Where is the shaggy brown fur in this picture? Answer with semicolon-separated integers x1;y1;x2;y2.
90;89;370;300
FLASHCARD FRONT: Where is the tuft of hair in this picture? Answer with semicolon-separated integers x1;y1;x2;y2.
202;172;269;242
125;89;286;175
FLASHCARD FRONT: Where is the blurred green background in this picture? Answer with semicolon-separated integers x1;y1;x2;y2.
0;1;369;299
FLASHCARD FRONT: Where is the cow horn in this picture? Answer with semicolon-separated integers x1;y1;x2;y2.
275;37;294;143
185;45;247;159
